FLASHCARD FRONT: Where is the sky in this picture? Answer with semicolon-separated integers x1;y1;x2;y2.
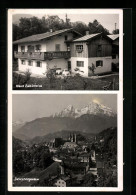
12;94;117;122
13;12;119;33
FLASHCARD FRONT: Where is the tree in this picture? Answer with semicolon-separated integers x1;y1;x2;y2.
88;20;109;35
112;29;119;34
72;21;88;35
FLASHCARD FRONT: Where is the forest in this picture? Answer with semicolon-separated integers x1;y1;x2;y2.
13;15;119;41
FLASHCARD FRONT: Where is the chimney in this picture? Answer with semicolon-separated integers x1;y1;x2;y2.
85;31;89;35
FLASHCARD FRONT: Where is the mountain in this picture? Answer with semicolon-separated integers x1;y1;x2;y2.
14;101;117;140
15;114;117;140
12;120;26;132
53;100;116;118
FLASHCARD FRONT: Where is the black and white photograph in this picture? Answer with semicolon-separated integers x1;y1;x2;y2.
7;9;123;192
10;9;121;90
10;94;119;190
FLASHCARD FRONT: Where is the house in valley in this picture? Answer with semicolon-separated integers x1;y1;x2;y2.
69;32;114;76
13;28;82;75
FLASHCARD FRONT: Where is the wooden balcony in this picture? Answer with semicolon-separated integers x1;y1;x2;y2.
14;51;71;60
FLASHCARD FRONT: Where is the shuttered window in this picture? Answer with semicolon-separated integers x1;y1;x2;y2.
76;45;83;52
77;61;84;67
21;60;25;65
21;46;25;52
35;45;41;51
96;60;103;67
28;60;33;66
55;44;60;51
36;61;42;67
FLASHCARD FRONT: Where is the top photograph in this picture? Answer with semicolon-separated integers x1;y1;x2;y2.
11;9;122;90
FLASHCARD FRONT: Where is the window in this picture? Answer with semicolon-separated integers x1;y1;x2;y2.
98;45;102;51
96;60;103;67
65;35;68;41
68;61;71;71
67;43;70;51
55;44;60;51
36;61;42;67
76;45;83;52
21;60;25;65
77;61;84;67
35;45;41;52
27;45;34;52
28;60;33;66
21;46;25;52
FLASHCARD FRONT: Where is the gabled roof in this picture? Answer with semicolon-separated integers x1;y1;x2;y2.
73;33;101;42
13;28;82;44
107;34;119;40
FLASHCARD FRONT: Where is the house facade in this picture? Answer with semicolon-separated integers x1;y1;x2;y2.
13;28;81;75
13;29;119;77
70;33;114;76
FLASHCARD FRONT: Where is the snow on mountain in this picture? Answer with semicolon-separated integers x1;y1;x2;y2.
53;100;116;118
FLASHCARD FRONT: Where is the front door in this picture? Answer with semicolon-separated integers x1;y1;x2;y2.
68;61;71;71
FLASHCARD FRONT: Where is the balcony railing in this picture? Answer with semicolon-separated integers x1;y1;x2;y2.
14;51;71;60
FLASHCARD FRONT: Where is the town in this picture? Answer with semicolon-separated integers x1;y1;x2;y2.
13;127;117;187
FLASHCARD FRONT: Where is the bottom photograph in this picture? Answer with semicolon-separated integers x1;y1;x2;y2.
12;94;117;188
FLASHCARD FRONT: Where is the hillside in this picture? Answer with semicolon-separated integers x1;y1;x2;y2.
14;162;60;186
14;114;117;140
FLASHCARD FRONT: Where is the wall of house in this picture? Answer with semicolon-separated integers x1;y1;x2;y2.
45;32;73;51
17;32;76;53
113;38;119;46
70;57;89;77
88;37;112;57
112;55;119;64
18;41;47;52
70;42;88;58
88;56;112;76
18;59;47;75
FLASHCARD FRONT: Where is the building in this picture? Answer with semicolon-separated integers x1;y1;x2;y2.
69;32;113;76
63;142;78;149
69;133;77;143
107;34;119;64
13;28;81;75
13;29;119;77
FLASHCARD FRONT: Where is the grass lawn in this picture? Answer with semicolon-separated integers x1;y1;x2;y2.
13;72;119;90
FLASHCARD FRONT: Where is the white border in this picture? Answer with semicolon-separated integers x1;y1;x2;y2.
8;9;123;192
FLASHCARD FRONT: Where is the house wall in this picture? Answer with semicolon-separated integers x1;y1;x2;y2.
88;56;112;76
113;38;119;46
18;41;47;52
45;32;73;51
18;32;74;52
70;57;89;77
112;55;119;64
18;59;47;75
88;37;112;57
70;42;88;58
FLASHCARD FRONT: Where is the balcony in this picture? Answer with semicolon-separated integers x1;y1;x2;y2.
14;51;71;60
